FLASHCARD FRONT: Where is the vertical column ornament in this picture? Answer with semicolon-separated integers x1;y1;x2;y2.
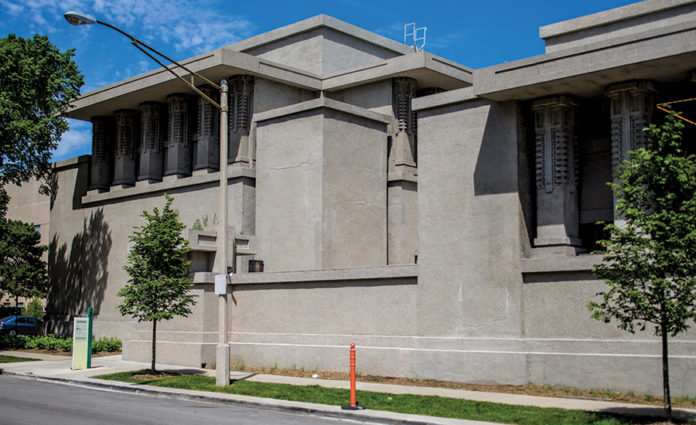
228;75;254;165
165;93;196;177
531;96;581;252
605;81;655;173
391;77;417;169
194;84;220;171
90;116;114;191
138;102;166;182
605;81;655;223
113;109;139;187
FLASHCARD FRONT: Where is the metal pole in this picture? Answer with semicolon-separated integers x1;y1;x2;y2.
216;80;230;386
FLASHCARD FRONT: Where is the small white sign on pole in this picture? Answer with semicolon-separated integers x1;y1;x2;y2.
214;274;227;295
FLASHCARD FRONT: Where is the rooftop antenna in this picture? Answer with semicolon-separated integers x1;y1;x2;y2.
404;22;427;52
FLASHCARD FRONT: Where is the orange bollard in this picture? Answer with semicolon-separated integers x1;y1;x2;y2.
349;343;357;406
341;343;365;410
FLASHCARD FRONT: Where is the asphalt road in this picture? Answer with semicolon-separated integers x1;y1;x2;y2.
0;375;366;425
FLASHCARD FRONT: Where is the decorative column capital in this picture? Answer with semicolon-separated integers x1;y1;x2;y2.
228;75;254;165
229;75;254;135
195;84;221;171
605;81;656;100
392;77;417;136
165;93;195;177
530;95;581;251
139;102;166;153
531;95;578;112
531;95;578;193
605;80;656;171
89;116;114;192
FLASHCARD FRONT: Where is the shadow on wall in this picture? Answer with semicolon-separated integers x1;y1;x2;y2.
473;101;518;197
45;208;112;337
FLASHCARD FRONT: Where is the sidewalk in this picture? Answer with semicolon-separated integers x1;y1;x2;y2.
1;350;695;424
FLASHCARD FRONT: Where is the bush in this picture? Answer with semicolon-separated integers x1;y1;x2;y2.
22;298;44;320
25;335;71;352
92;337;121;353
0;334;121;353
0;334;28;349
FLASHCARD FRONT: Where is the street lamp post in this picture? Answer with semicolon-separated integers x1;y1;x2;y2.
65;11;231;386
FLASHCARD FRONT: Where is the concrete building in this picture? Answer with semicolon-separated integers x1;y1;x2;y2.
48;0;696;395
2;179;49;311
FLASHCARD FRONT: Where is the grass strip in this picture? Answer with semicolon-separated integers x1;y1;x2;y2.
95;370;682;425
0;354;41;363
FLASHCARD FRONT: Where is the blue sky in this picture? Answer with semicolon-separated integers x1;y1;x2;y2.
0;0;638;162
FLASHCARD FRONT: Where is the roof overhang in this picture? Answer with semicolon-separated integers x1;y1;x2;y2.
474;22;696;102
65;49;472;121
65;48;323;121
322;52;472;92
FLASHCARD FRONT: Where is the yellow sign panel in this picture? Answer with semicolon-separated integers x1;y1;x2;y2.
72;317;90;370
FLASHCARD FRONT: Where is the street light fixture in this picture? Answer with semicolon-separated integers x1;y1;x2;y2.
64;11;231;386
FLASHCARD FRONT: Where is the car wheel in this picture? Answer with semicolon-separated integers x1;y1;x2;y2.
9;330;16;336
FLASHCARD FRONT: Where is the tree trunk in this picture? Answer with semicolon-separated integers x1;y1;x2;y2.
151;319;157;373
661;323;672;423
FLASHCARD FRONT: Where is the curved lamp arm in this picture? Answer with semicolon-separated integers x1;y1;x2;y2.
64;11;222;110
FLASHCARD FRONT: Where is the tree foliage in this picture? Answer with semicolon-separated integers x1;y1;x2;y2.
0;189;47;304
118;194;195;371
22;297;44;320
590;110;696;422
0;34;83;188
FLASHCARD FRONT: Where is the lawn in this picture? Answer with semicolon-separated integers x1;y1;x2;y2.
95;370;685;425
0;354;41;363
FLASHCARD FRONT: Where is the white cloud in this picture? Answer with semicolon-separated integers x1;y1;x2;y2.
2;0;254;54
373;21;407;42
427;31;471;49
52;120;92;161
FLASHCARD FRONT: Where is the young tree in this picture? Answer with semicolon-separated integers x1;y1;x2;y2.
590;110;696;423
0;189;47;315
118;194;195;372
22;297;44;320
0;34;83;188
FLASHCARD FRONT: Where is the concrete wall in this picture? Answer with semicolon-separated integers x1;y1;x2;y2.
328;80;392;115
413;94;696;395
3;178;50;307
244;27;399;76
417;99;523;338
46;156;254;356
43;4;696;398
255;108;388;272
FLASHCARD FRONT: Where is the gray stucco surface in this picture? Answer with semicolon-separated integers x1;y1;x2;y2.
45;2;696;396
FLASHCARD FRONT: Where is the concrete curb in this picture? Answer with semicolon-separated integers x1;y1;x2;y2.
2;370;496;425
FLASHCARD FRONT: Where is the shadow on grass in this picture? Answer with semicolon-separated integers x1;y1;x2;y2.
600;405;696;422
231;372;258;382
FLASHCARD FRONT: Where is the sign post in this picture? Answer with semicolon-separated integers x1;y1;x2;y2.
72;307;93;370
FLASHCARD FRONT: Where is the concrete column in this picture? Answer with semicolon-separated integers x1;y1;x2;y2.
228;75;254;166
605;81;655;221
89;116;114;192
113;109;139;187
391;77;417;170
165;94;196;177
387;180;418;264
387;78;419;264
532;96;581;253
138;102;166;182
194;85;220;171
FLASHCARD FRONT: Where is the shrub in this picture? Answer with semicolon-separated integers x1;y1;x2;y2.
92;337;121;353
25;335;71;351
0;334;121;353
21;298;44;320
0;334;27;349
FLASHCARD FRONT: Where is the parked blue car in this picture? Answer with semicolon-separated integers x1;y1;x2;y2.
0;315;40;336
